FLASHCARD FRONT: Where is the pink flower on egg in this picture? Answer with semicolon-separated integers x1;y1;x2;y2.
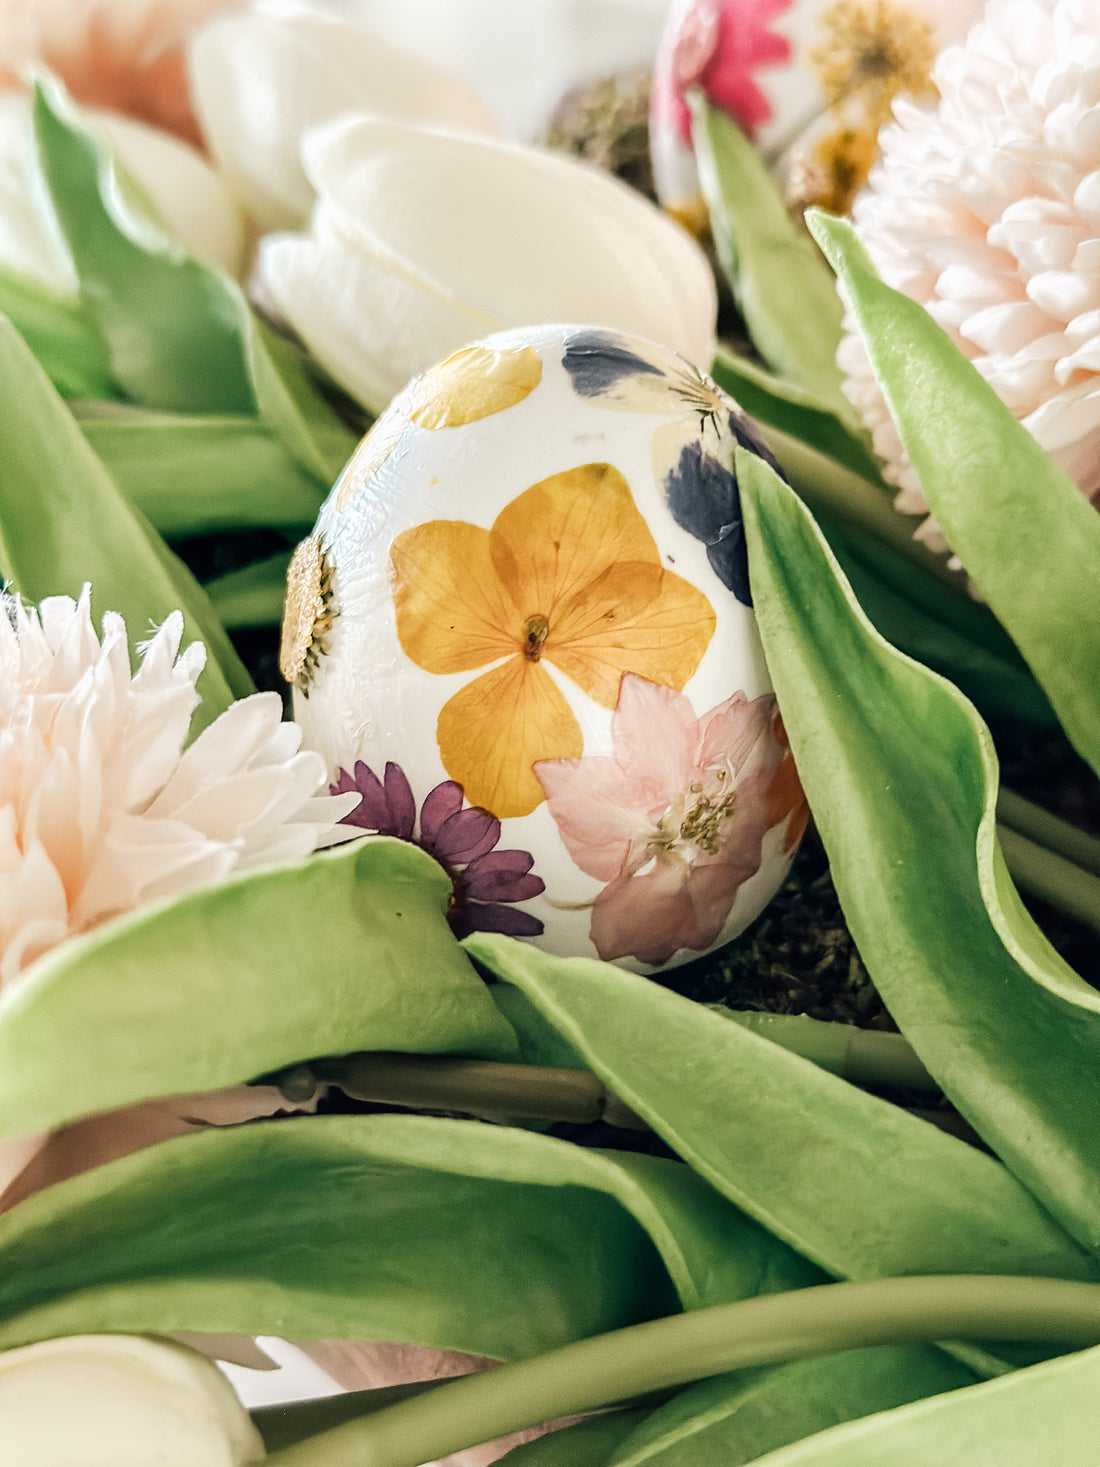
535;674;784;968
652;0;794;146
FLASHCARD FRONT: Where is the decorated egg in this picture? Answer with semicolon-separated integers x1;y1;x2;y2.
281;324;807;973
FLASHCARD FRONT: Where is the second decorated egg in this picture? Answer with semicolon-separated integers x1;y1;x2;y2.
281;323;807;973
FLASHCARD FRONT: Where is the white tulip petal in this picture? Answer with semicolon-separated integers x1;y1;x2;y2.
189;6;499;231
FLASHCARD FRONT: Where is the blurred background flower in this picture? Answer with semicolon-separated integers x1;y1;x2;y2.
839;0;1100;556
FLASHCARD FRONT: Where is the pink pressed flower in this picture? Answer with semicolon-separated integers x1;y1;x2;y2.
536;674;783;968
0;0;242;147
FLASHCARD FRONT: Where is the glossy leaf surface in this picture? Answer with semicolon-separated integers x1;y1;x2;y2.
808;211;1100;779
737;446;1100;1252
0;840;515;1137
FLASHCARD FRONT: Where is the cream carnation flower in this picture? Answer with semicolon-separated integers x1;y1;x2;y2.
0;588;356;989
839;0;1100;555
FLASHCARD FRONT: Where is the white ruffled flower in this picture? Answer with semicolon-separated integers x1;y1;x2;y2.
0;589;356;989
839;0;1100;554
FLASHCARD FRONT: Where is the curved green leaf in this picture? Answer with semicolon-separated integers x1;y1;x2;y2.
0;1116;682;1359
0;261;112;398
466;937;1097;1289
75;410;324;536
607;1351;976;1466
0;310;250;720
807;210;1100;779
499;1415;646;1463
32;76;355;483
737;447;1100;1252
737;1342;1100;1465
691;101;848;412
204;551;292;630
0;839;515;1138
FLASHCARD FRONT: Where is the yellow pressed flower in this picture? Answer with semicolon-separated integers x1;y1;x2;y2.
810;0;937;131
390;463;717;818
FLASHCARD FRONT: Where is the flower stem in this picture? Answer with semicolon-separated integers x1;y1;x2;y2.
997;789;1100;880
996;824;1100;935
266;1276;1100;1467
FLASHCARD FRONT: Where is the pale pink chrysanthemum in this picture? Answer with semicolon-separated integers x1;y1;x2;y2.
0;0;242;147
839;0;1100;556
0;588;357;990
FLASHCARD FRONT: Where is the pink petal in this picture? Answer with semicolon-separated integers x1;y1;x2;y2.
696;689;777;774
610;674;700;800
590;857;698;967
535;755;650;881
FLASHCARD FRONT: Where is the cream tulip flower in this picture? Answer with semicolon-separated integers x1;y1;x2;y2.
189;3;500;232
258;115;718;414
0;1335;265;1466
0;90;247;292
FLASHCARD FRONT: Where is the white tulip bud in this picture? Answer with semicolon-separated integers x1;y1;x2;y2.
258;116;718;413
189;4;500;231
0;1334;266;1466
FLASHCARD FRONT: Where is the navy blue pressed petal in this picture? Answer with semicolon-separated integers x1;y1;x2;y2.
663;439;753;606
561;329;664;398
730;411;784;479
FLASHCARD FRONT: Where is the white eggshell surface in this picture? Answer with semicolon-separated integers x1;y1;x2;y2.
287;323;805;973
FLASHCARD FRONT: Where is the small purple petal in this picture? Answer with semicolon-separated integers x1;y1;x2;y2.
463;902;545;937
464;850;545;903
382;762;416;841
333;761;390;831
432;806;501;864
419;780;465;845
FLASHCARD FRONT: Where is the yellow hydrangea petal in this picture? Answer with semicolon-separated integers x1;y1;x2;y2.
489;463;661;618
550;560;717;706
410;344;543;429
391;519;519;674
436;657;582;818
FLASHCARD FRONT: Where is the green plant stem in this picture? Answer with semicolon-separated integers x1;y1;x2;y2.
267;1276;1100;1467
766;425;964;591
998;789;1100;880
997;825;1100;934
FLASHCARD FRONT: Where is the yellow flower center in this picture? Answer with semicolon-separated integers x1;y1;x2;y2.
522;613;550;662
651;773;738;859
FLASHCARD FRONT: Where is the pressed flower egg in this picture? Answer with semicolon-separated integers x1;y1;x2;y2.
284;324;807;973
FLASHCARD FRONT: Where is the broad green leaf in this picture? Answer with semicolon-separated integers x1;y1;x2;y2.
0;260;112;398
499;1414;647;1463
0;1116;684;1359
75;410;324;536
0;839;516;1138
737;447;1100;1252
608;1351;977;1467
817;511;1054;727
32;77;356;484
466;937;1098;1288
738;1342;1100;1465
808;210;1100;779
204;551;292;629
0;310;250;721
711;346;884;486
690;101;848;413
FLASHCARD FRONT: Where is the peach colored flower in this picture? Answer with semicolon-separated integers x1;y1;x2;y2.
536;674;783;967
390;464;717;820
0;0;242;147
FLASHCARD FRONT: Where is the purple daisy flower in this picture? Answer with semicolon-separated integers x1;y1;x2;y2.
330;761;545;940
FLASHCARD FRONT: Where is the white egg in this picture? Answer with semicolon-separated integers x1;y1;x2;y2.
283;324;805;974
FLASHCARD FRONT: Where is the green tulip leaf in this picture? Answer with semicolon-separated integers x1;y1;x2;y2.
737;445;1100;1253
807;210;1100;779
0;310;250;721
606;1350;976;1467
74;409;324;537
0;261;112;398
690;101;848;413
0;1116;682;1359
0;1113;817;1358
32;76;355;484
466;937;1098;1292
735;1341;1100;1466
498;1415;647;1463
203;551;292;629
0;839;515;1139
711;346;883;486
